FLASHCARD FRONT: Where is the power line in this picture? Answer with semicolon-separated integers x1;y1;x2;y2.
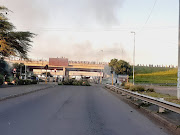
138;0;158;33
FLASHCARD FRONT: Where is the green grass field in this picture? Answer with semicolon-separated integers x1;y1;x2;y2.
134;66;171;74
131;67;177;84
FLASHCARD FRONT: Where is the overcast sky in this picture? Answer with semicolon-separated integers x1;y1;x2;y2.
1;0;179;66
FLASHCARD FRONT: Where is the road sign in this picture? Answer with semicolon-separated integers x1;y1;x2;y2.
13;68;16;73
54;69;57;72
44;65;48;70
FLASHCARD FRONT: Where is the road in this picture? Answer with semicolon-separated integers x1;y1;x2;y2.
0;85;170;135
145;85;177;96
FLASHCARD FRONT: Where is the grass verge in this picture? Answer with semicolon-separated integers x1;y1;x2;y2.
141;92;180;105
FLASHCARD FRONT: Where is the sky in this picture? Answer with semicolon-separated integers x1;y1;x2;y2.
0;0;179;66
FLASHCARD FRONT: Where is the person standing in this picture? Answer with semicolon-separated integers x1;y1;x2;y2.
36;76;39;84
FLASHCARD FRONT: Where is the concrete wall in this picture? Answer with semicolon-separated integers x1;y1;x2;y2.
69;71;103;77
33;69;103;77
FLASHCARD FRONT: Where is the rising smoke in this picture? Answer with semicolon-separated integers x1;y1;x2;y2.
88;0;124;25
3;0;127;62
4;0;124;27
31;40;129;62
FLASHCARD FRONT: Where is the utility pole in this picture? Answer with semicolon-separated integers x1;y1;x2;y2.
177;1;180;99
25;65;27;80
45;69;47;84
111;68;113;85
131;31;136;85
44;65;48;84
20;65;22;79
100;50;103;84
112;73;113;85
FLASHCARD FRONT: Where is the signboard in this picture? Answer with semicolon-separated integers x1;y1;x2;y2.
49;58;68;66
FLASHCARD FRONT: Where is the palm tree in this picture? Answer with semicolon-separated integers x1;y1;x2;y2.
0;6;35;59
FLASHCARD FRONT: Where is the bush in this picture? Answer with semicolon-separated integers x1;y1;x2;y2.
62;79;72;85
82;80;90;86
58;82;63;85
39;79;45;82
61;79;91;86
31;80;38;84
146;88;155;92
121;82;125;86
18;79;25;85
123;83;133;89
0;74;4;85
18;79;32;85
25;80;31;85
8;82;14;85
5;77;11;82
130;85;145;92
12;77;19;85
129;85;136;91
72;80;81;86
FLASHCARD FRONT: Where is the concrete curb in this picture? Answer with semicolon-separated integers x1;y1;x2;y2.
104;86;180;135
0;85;56;102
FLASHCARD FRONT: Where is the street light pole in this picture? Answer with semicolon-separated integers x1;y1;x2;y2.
131;31;136;85
177;1;180;99
100;50;103;84
25;65;27;80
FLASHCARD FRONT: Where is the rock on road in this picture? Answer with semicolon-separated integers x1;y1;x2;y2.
0;85;170;135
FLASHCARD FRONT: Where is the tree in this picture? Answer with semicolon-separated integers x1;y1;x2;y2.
109;58;118;71
0;57;10;76
41;72;53;77
109;59;132;75
0;6;35;58
12;63;25;79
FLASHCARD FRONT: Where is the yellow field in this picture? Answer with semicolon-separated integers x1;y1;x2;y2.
136;68;177;76
135;68;177;84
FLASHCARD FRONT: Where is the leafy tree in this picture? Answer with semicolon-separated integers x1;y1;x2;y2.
0;6;35;58
0;57;11;83
0;57;10;76
109;59;132;75
41;72;53;77
109;58;118;71
12;63;25;78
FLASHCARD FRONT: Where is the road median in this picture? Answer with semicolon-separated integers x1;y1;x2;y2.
0;84;56;102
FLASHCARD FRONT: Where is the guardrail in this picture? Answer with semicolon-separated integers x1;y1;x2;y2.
105;84;180;114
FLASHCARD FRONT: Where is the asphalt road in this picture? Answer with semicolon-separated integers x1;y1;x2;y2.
0;85;170;135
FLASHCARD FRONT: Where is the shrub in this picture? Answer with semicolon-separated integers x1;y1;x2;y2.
31;80;38;84
5;77;11;82
146;88;155;92
25;80;31;85
82;80;90;86
61;79;91;86
72;80;81;86
58;82;63;85
130;85;145;92
39;79;45;82
18;79;32;85
8;82;14;85
137;85;145;92
18;79;25;85
121;82;125;86
0;74;4;85
13;77;19;85
123;83;133;89
129;85;136;91
62;79;72;85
